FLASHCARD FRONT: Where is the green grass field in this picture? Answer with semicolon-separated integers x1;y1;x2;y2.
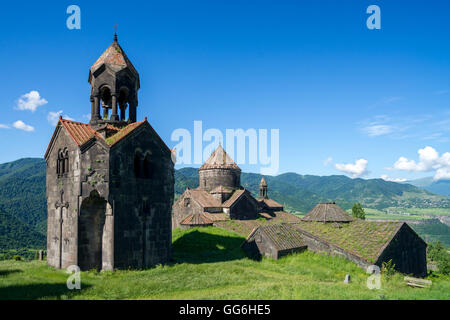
0;227;449;300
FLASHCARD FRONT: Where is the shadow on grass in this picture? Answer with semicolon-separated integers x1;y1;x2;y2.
0;283;91;300
0;269;23;277
172;230;246;264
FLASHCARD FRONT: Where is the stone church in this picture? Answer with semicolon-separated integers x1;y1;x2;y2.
44;34;174;271
172;145;284;229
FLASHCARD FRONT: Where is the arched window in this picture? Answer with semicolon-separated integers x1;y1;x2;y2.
134;151;142;178
57;148;69;177
143;154;154;179
64;149;69;173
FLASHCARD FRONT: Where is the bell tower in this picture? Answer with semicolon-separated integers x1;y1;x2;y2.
259;176;268;199
88;33;140;126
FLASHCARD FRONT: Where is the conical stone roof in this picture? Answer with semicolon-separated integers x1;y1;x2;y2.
302;202;353;222
199;145;240;170
89;35;139;84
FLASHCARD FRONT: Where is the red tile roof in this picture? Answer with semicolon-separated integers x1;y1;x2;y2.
59;119;99;146
45;117;156;159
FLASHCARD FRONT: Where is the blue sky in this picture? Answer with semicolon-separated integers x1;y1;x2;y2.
0;0;449;181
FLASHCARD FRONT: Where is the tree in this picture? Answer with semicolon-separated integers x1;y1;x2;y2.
352;202;365;220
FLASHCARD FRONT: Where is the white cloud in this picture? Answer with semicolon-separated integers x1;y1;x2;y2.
0;124;10;129
323;157;333;166
47;110;75;125
381;174;407;183
435;168;450;181
13;120;34;132
15;91;48;112
363;124;394;137
335;159;368;178
392;146;450;181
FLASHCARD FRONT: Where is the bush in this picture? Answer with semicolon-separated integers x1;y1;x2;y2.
381;259;396;278
13;255;22;261
427;241;450;275
351;202;365;220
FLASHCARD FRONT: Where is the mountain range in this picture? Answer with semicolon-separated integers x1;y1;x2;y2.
1;158;450;250
405;177;450;197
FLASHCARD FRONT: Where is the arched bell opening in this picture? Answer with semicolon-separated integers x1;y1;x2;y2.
100;87;112;120
118;87;129;122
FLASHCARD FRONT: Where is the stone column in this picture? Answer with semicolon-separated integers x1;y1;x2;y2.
110;92;119;122
129;101;136;123
93;95;101;121
90;96;95;122
102;202;114;271
119;102;126;121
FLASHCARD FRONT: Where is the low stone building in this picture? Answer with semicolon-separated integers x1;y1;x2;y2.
294;202;427;277
45;34;174;271
242;224;307;260
172;145;283;229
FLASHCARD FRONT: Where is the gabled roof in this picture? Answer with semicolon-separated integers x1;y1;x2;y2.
302;202;353;222
45;118;167;159
222;189;246;208
89;36;139;84
59;118;100;146
293;220;405;263
199;144;240;171
246;224;307;251
104;119;147;146
258;198;284;209
180;213;213;226
202;211;229;222
188;189;222;208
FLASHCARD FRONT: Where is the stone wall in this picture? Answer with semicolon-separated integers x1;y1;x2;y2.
229;193;259;220
198;168;240;192
171;191;204;230
46;128;83;269
109;124;174;269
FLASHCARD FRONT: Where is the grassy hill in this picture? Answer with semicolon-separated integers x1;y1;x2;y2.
0;227;449;300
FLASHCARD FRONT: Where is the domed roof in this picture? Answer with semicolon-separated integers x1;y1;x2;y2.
199;145;240;171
